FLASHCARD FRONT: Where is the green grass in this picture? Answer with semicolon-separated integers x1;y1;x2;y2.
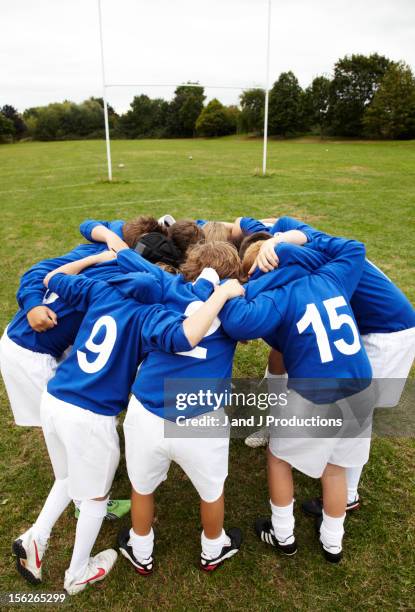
0;136;414;611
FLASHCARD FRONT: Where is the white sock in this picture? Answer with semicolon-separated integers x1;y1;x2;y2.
270;499;295;545
32;479;72;546
346;466;363;504
201;529;229;559
320;510;345;553
129;527;154;563
68;498;107;579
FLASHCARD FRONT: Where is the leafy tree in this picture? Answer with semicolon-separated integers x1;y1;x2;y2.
363;62;415;139
0;112;15;142
1;105;26;139
195;99;236;137
239;88;265;134
167;84;205;137
268;71;307;136
304;76;331;132
119;95;169;138
327;53;393;136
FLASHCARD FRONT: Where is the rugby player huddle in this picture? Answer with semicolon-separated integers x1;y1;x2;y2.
1;213;414;595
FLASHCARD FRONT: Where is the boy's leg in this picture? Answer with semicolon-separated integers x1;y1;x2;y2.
346;465;363;506
64;495;117;595
200;492;224;539
67;495;108;579
266;450;295;546
319;463;346;562
245;349;287;448
127;490;155;567
13;478;72;584
199;491;241;571
255;448;297;554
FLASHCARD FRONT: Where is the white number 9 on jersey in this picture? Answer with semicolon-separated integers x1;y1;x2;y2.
77;315;117;374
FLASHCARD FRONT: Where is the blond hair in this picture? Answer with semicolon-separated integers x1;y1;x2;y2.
181;241;242;281
203;221;232;243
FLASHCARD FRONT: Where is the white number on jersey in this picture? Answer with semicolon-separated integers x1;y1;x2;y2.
77;315;117;374
296;296;361;364
177;300;221;360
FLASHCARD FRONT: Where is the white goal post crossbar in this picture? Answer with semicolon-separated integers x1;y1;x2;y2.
97;0;273;181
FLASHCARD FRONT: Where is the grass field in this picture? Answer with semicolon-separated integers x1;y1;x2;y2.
0;136;414;611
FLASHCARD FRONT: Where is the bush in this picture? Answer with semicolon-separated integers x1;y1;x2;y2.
195;99;237;137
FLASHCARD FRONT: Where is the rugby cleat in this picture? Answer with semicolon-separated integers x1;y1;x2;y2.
255;517;297;556
64;549;118;595
117;527;154;576
12;528;47;585
244;427;269;448
200;528;242;572
302;496;360;518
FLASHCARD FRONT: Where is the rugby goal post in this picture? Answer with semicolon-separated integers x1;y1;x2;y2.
97;0;273;181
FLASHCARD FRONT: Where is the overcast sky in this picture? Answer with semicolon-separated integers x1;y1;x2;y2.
2;0;415;113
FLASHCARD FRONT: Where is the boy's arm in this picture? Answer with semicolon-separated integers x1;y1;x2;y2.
80;219;124;241
142;279;245;353
248;230;309;274
47;273;109;313
219;292;282;341
232;216;272;242
44;250;116;288
308;234;366;298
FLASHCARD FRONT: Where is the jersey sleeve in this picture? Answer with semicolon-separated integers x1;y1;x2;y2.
17;254;81;313
79;219;125;242
219;293;283;341
140;306;192;354
48;273;109;312
16;244;110;313
310;234;366;298
272;216;317;239
240;217;271;236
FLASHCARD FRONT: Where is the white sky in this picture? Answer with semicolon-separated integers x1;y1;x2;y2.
2;0;415;114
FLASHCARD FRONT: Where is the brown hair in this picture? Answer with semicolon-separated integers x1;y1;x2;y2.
203;221;232;243
239;231;272;260
156;262;178;275
242;241;267;276
168;220;205;259
181;241;242;282
122;216;167;248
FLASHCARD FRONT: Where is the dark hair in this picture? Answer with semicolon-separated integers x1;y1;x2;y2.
239;231;272;260
168;220;205;260
122;215;167;248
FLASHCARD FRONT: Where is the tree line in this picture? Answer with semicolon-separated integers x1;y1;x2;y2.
2;54;415;143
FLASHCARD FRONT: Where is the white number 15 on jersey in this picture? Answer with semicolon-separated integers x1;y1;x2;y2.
297;296;361;364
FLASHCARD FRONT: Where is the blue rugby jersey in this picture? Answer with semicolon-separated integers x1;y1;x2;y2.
220;235;372;402
46;274;191;416
274;217;415;334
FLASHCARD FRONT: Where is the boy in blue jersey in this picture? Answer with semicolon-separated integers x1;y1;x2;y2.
246;216;415;514
110;241;253;573
12;249;243;594
218;232;375;562
0;214;155;428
